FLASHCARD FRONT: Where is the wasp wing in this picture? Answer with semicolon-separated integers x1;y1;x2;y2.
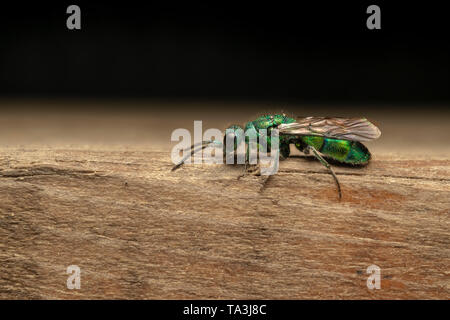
277;117;381;142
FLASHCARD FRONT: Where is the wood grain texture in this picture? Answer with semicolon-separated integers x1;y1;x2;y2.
1;148;449;299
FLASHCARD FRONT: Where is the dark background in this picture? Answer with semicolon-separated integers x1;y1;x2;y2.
0;1;449;107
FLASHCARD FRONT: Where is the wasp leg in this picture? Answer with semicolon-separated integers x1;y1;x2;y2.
237;162;260;180
304;145;342;200
237;143;261;179
243;156;260;176
280;142;290;160
246;163;260;175
245;142;288;176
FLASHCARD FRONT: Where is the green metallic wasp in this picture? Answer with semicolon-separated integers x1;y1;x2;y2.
172;114;381;199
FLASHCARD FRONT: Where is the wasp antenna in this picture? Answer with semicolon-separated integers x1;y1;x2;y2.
172;141;222;172
182;140;213;153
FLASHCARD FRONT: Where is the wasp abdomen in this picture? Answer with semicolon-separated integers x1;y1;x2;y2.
298;136;371;165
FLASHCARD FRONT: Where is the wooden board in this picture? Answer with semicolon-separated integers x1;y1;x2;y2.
1;147;449;299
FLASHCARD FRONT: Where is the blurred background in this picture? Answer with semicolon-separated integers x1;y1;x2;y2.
0;2;449;153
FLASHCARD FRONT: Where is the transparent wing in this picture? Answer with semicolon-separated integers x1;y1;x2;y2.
277;117;381;142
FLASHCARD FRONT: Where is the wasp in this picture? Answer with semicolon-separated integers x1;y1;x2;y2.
172;114;381;200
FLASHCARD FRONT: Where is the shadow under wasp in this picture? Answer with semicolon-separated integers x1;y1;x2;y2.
172;114;381;200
